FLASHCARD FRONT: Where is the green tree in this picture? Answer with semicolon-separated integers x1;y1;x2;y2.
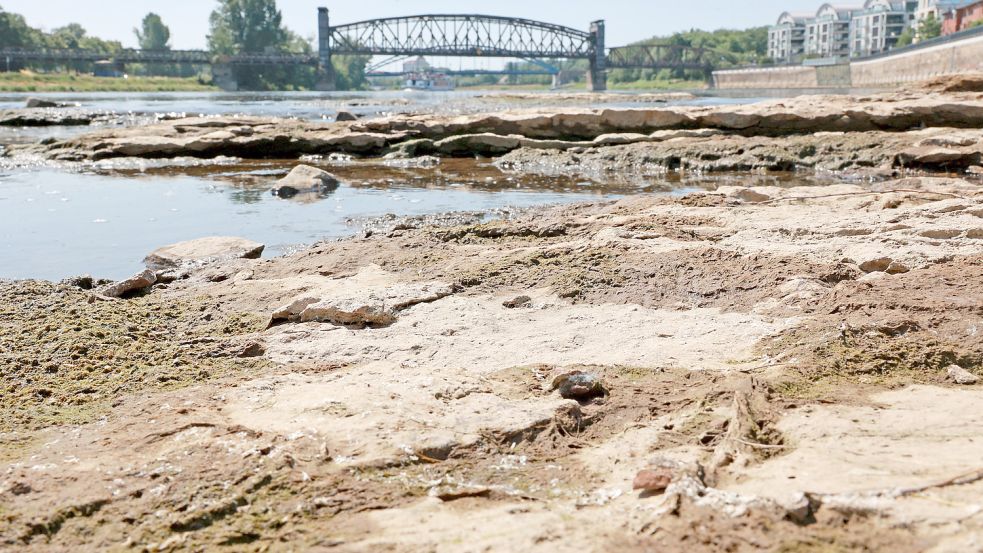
331;53;370;90
135;13;171;50
896;27;915;47
918;13;942;40
0;6;43;49
208;0;287;55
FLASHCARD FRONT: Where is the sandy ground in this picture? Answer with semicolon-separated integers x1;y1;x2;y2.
1;169;981;552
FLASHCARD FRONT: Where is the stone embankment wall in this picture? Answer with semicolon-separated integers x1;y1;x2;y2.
712;66;819;90
713;30;983;90
851;32;983;87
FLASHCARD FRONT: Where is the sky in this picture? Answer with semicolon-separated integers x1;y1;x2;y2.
0;0;828;50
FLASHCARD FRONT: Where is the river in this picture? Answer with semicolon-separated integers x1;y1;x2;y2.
0;90;751;281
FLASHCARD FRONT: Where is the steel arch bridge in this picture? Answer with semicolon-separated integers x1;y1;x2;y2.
318;9;609;90
326;15;594;59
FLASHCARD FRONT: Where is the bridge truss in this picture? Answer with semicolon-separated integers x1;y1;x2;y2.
327;14;593;59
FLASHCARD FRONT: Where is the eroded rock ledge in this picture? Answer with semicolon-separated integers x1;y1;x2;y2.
7;90;983;175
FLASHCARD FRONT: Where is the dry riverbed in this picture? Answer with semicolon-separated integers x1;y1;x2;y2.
2;79;983;552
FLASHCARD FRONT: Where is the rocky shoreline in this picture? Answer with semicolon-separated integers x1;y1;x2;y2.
6;85;983;177
2;82;983;552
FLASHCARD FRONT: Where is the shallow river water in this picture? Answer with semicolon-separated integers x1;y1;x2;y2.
0;90;753;281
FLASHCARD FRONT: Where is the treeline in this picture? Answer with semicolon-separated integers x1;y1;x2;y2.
0;9;119;52
0;1;370;90
608;27;768;85
475;27;768;89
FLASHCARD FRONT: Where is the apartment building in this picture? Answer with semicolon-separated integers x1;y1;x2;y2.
806;4;860;58
851;1;918;56
917;0;979;21
767;12;811;63
768;1;921;61
941;0;983;33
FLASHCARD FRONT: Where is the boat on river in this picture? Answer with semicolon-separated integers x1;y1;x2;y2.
403;72;456;91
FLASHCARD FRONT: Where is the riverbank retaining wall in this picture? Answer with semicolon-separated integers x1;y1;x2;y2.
713;27;983;90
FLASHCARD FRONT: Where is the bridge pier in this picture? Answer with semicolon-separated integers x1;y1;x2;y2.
212;63;238;91
588;20;607;92
316;7;336;91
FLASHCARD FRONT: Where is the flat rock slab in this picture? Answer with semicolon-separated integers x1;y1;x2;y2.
265;291;789;371
269;264;454;328
224;363;581;466
727;385;983;521
145;236;265;270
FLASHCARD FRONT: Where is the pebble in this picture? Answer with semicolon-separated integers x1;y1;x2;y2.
632;468;674;492
947;365;979;385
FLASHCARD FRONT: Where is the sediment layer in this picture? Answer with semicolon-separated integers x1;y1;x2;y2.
3;175;982;551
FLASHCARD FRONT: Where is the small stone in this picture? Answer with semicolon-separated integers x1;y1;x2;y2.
99;269;157;299
503;295;532;309
551;370;605;400
433;486;491;502
632;468;674;492
732;189;772;203
63;275;94;290
967;165;983;175
947;365;979;385
25;97;66;108
334;111;359;122
272;164;341;198
859;257;910;274
9;481;33;496
238;342;265;358
782;492;815;524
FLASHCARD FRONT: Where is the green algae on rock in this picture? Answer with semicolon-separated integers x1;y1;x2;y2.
0;280;268;432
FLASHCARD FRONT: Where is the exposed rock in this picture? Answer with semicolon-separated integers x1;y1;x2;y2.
13;91;983;164
144;236;265;270
550;369;605;400
62;275;95;290
432;486;492;501
947;365;979;385
633;468;674;493
732;189;772;203
269;267;455;329
432;133;522;156
9;481;33;496
503;295;532;309
98;269;157;299
915;73;983;93
335;111;359;122
593;133;652;146
859;257;910;274
25;97;73;108
0;108;96;127
272;165;341;198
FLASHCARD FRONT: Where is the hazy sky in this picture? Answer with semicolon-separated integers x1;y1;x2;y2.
1;1;824;50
